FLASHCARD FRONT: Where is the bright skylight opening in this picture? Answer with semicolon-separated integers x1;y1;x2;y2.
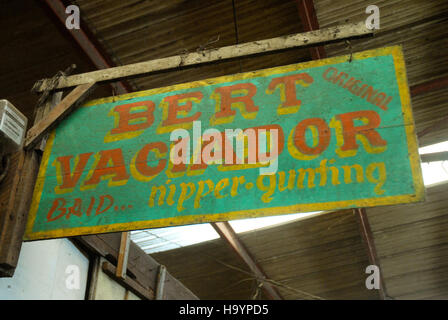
419;141;448;154
133;140;448;254
419;141;448;186
131;223;220;253
229;212;319;233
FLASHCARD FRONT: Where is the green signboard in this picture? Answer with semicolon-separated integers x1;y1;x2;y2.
25;46;424;240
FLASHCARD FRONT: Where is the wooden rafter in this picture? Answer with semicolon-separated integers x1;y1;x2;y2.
355;208;389;299
211;221;283;300
43;0;131;94
116;231;131;279
410;75;448;97
296;0;327;60
295;0;389;300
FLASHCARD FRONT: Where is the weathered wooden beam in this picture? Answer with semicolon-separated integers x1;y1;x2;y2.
25;82;96;149
420;151;448;163
0;151;38;277
35;91;64;152
116;231;131;279
0;94;61;277
33;21;373;93
86;256;101;300
211;221;283;300
76;233;199;300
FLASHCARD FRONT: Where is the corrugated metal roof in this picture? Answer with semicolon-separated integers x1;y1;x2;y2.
366;182;448;299
74;0;310;92
314;0;448;147
154;209;378;299
131;224;219;254
153;180;448;299
131;212;318;254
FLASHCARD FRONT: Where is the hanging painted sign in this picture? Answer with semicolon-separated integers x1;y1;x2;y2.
24;46;424;240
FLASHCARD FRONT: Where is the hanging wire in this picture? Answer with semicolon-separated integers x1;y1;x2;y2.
251;280;263;300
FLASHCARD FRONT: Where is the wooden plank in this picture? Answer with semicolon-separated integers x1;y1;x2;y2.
25;82;96;149
32;21;373;92
87;256;101;300
102;261;154;300
76;233;199;300
366;183;448;231
372;212;448;258
116;231;130;279
418;114;448;140
0;84;94;274
0;151;38;276
212;221;283;300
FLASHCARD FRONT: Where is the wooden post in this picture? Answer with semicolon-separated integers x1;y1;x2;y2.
116;231;131;279
0;94;61;277
77;233;198;299
0;78;96;277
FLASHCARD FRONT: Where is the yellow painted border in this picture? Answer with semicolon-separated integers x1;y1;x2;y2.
24;45;425;241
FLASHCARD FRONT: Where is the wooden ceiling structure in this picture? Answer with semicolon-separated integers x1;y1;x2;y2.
1;0;447;299
154;182;448;300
